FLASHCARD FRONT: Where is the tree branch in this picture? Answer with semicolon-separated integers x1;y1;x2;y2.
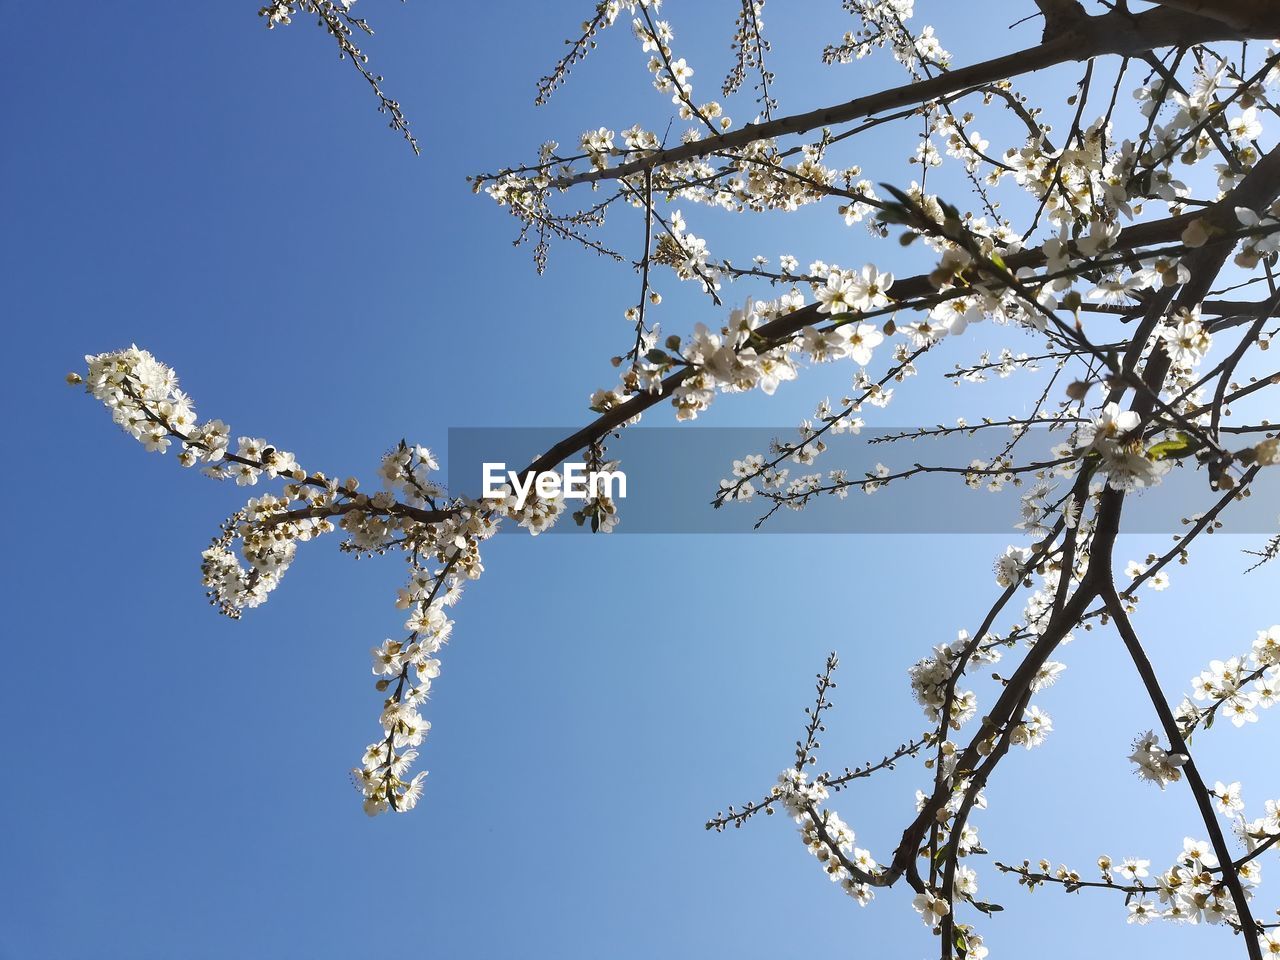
1103;590;1263;956
548;5;1274;190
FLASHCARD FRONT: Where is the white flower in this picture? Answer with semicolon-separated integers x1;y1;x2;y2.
371;639;404;676
1253;626;1280;667
841;322;884;366
397;771;428;811
1129;730;1187;788
1118;857;1150;880
1225;691;1260;727
1127;898;1157;924
1228;107;1262;144
994;545;1031;587
912;890;950;928
1159;308;1212;365
815;272;857;315
1080;402;1139;448
848;264;894;309
1011;705;1053;749
1212;781;1244;815
1181;218;1210;248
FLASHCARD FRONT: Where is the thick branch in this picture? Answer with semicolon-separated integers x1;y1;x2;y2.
550;5;1272;189
1150;0;1280;32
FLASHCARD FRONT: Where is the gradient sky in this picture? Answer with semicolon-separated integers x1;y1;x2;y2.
3;2;1277;958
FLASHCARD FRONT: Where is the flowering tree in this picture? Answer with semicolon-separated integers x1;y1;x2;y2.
75;1;1280;957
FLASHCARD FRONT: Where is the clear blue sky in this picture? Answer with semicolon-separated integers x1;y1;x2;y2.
3;3;1276;958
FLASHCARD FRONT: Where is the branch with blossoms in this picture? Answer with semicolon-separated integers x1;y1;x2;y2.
478;4;1280;956
992;790;1280;930
257;0;418;153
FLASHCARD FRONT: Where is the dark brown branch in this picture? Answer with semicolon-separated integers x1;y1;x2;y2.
1103;592;1263;956
1149;0;1280;32
549;5;1274;190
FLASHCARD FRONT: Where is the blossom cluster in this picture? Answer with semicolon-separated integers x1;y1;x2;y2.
772;770;878;907
822;0;950;71
1120;832;1272;927
1175;626;1280;734
79;347;514;813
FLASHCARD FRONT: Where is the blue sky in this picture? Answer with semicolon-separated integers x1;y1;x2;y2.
3;2;1277;957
